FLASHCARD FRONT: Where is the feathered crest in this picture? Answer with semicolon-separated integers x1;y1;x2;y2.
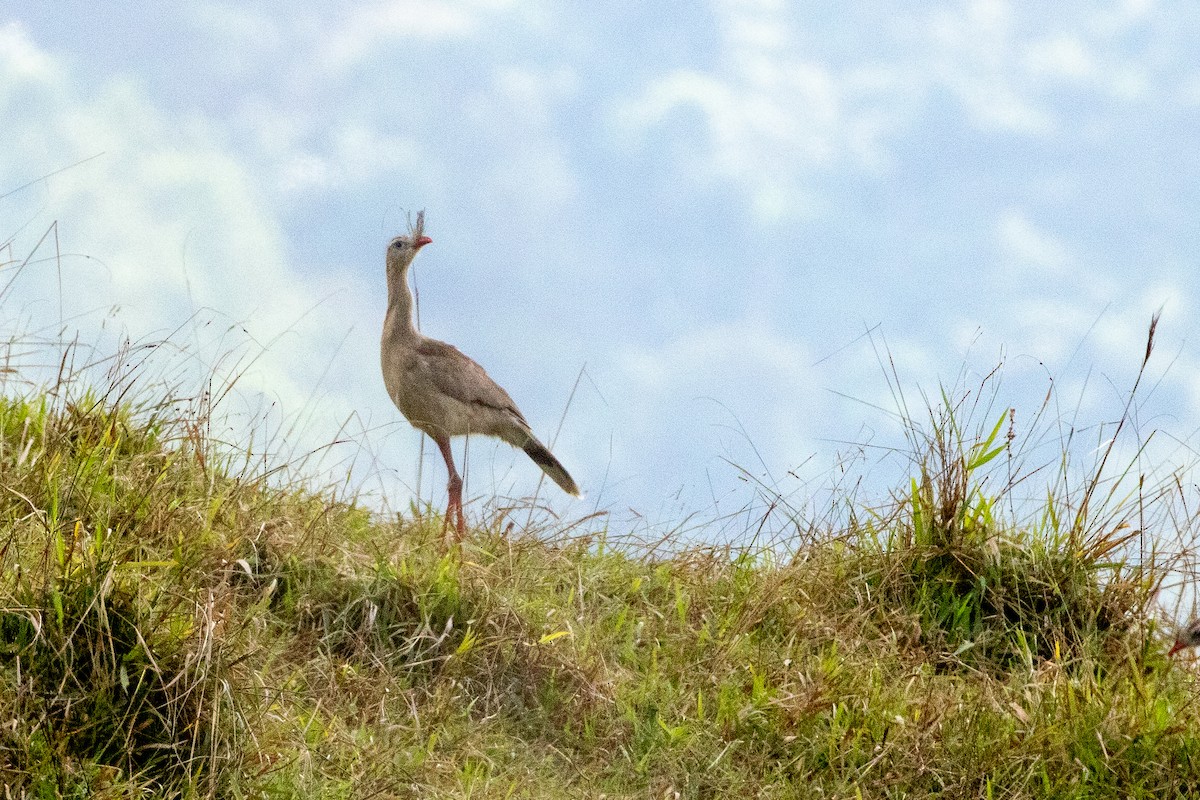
409;209;426;243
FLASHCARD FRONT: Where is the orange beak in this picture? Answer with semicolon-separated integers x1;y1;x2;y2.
1169;639;1188;657
415;236;433;249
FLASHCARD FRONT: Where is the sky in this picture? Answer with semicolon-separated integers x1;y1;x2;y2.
3;0;1200;543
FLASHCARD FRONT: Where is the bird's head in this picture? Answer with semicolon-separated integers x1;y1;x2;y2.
1169;618;1200;656
386;210;433;270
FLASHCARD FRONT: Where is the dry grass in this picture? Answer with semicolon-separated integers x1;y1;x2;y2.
3;231;1200;797
0;349;1199;799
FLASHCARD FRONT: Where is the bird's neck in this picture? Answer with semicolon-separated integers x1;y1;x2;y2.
384;264;418;338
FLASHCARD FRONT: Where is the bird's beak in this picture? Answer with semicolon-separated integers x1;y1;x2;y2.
1169;639;1188;657
415;236;433;249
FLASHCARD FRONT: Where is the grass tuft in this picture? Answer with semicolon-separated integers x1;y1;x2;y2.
0;286;1198;796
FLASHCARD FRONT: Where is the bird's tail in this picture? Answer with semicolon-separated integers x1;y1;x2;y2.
523;438;580;496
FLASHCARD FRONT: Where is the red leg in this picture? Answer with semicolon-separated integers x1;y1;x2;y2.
434;436;466;543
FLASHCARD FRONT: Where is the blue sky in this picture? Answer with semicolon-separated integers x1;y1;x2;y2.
3;1;1200;539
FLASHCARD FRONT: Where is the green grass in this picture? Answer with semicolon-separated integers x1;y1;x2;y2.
2;319;1200;798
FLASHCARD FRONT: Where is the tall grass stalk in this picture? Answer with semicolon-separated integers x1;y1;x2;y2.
3;225;1200;795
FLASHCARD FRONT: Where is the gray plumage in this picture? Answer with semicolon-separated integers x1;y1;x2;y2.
380;212;579;538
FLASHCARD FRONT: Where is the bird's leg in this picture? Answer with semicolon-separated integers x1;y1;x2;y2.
448;476;465;540
434;436;466;544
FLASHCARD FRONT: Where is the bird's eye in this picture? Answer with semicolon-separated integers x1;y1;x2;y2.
391;240;405;249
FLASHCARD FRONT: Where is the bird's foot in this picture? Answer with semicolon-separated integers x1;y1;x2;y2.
445;482;466;548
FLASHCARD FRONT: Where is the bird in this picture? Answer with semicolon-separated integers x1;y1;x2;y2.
380;211;580;541
1169;618;1200;656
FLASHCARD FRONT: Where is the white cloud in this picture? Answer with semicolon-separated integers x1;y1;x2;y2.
611;319;826;485
618;319;816;397
617;59;889;222
188;4;282;57
7;0;1200;526
1023;36;1096;81
1022;34;1150;102
0;21;598;515
0;21;57;81
0;25;354;439
460;65;582;225
319;0;515;69
995;209;1072;274
276;125;421;194
615;2;910;221
618;0;1180;222
492;66;577;126
925;1;1057;134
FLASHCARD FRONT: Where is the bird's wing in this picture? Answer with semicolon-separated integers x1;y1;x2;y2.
415;338;530;426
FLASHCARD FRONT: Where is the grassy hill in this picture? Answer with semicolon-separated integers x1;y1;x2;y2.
2;329;1200;798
